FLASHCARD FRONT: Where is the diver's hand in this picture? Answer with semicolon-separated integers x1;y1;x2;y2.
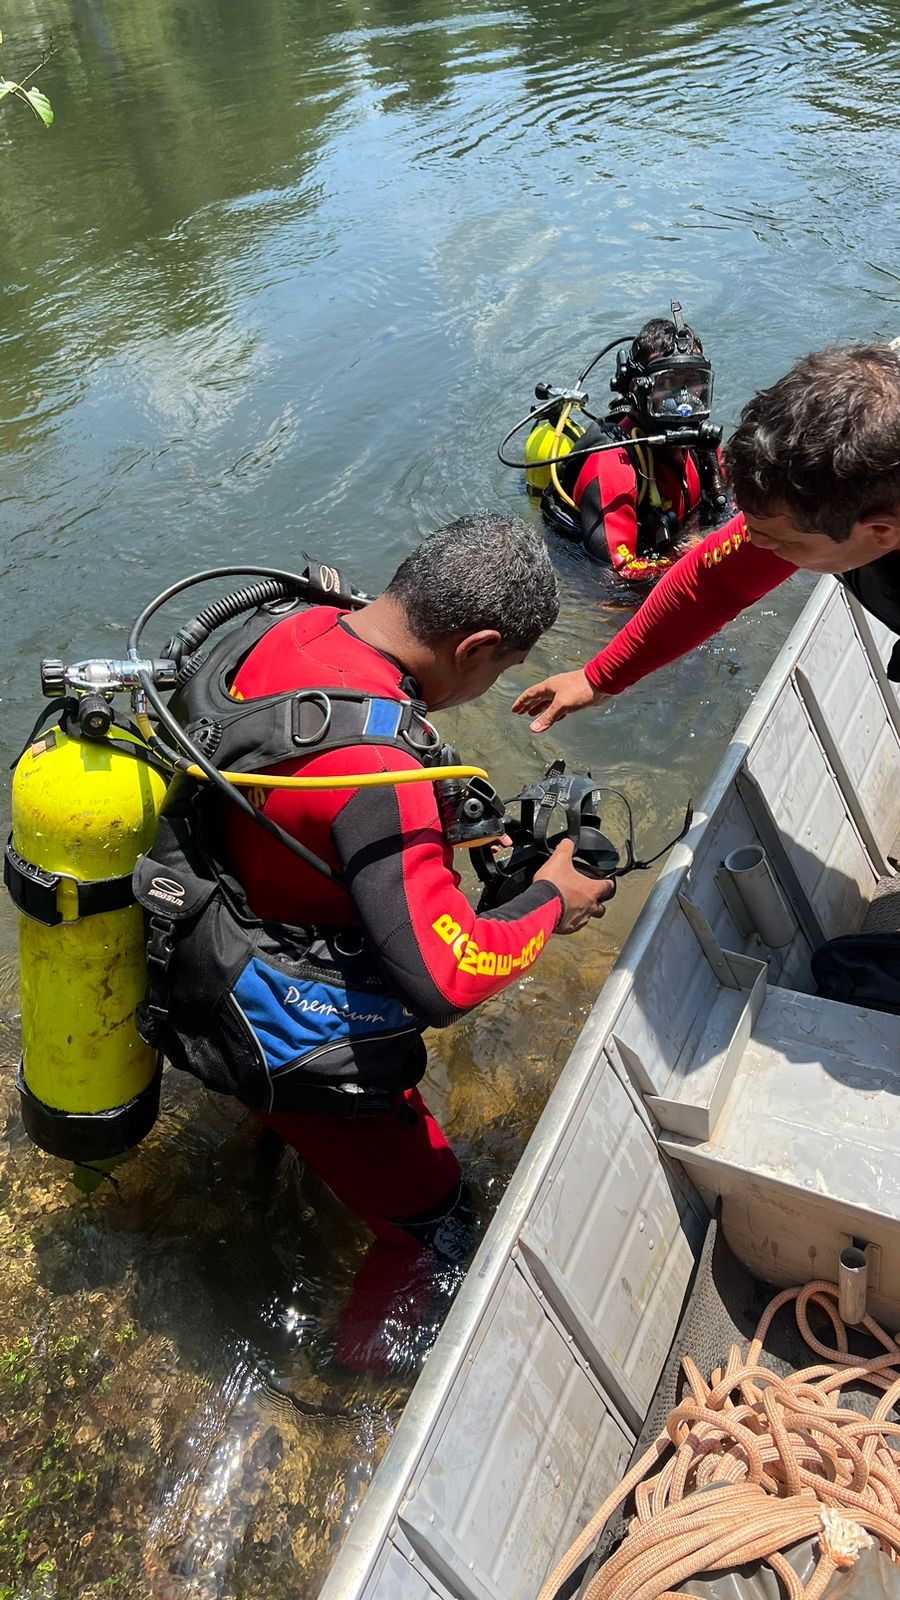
512;669;609;733
535;839;616;934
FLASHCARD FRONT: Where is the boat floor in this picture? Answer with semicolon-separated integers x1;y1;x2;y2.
568;859;900;1600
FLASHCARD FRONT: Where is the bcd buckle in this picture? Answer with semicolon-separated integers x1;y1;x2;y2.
146;913;176;971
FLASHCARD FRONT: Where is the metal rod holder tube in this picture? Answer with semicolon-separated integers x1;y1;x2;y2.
721;845;796;949
838;1246;868;1326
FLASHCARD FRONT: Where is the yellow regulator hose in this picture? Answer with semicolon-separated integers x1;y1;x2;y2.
186;763;488;790
133;711;488;789
549;402;578;510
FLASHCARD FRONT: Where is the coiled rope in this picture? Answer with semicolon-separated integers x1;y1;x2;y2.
538;1280;900;1600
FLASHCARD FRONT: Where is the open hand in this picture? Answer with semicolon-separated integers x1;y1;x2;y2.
512;669;609;733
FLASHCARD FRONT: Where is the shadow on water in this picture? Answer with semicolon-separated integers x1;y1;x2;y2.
1;0;899;1590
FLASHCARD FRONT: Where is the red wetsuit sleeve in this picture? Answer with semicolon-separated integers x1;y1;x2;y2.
332;771;563;1028
583;515;795;693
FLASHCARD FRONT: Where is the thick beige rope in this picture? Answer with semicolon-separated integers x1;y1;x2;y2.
537;1281;900;1600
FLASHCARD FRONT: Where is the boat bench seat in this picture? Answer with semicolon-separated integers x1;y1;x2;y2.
658;984;900;1324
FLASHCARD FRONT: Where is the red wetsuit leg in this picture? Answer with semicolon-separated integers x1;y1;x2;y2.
252;1087;462;1247
254;1089;469;1374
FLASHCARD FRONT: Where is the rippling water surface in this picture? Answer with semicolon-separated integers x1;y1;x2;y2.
1;0;898;1592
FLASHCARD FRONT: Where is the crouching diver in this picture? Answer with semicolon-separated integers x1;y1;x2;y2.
155;516;616;1363
499;302;731;584
3;514;607;1364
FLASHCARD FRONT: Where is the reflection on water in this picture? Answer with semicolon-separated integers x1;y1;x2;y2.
1;0;899;1590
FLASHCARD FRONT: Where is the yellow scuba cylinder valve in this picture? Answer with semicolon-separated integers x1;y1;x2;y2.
5;722;168;1164
524;415;582;494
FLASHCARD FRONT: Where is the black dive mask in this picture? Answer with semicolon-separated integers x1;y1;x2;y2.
612;300;714;430
470;761;693;912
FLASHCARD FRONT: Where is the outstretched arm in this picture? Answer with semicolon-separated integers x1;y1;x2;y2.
513;517;794;731
584;515;793;692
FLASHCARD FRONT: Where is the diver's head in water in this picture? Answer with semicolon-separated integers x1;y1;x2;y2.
613;309;714;431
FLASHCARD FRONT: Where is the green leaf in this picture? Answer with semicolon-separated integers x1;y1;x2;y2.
23;85;53;126
0;79;19;101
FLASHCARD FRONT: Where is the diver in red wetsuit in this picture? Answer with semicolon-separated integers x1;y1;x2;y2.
525;305;730;584
219;515;616;1362
513;344;900;730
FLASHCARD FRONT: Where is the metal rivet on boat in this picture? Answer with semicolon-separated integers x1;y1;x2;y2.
554;1474;561;1487
545;1455;552;1468
639;1220;645;1232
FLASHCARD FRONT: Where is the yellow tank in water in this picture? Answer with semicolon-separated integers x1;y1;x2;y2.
524;416;583;493
8;724;168;1161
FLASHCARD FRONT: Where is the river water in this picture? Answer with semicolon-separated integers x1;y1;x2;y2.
0;0;898;1594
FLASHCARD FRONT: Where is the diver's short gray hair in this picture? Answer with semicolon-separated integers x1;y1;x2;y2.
386;512;559;652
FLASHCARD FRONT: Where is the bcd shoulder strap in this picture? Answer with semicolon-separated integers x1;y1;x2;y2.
168;600;442;773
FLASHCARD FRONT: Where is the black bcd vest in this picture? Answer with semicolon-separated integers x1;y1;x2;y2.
133;597;441;1117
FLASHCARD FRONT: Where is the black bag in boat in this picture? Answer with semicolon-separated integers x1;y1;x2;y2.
132;792;426;1117
810;931;900;1016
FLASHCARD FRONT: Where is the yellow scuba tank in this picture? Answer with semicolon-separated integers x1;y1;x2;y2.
5;720;168;1165
524;415;584;494
2;560;502;1175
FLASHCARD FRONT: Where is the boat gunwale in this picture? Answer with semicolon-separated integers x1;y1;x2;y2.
321;575;842;1600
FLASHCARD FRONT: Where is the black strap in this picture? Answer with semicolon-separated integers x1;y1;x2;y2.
183;685;440;774
63;712;173;782
4;835;135;927
139;912;177;1043
10;703;173;782
302;559;358;609
91;731;173;782
9;698;73;771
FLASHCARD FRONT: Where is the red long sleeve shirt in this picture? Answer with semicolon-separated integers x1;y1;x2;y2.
224;607;563;1028
584;516;795;692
